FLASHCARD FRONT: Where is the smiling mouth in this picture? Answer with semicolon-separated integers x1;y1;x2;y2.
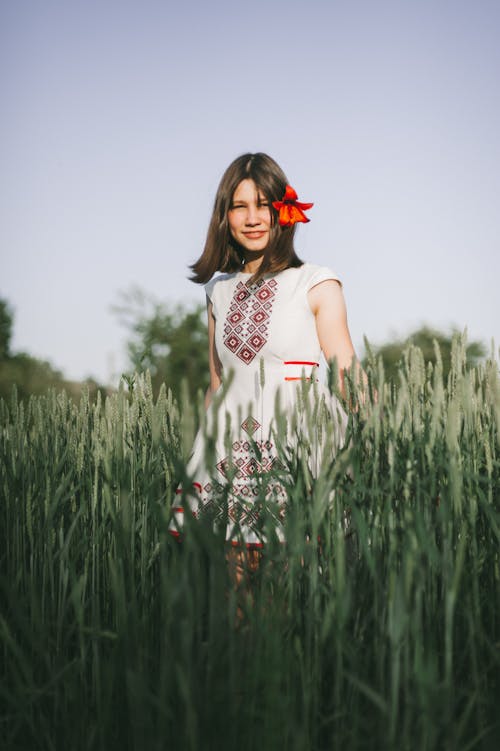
243;231;266;238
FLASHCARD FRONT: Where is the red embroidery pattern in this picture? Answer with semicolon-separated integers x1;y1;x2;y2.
169;420;287;539
241;415;260;435
209;435;286;527
216;438;273;482
223;278;278;364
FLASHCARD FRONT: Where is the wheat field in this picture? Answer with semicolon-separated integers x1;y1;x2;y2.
1;336;499;750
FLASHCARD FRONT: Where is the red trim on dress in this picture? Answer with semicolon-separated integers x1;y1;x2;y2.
176;482;202;495
284;361;319;366
230;539;265;549
170;507;198;518
168;531;265;549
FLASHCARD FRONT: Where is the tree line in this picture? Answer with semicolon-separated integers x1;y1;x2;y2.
0;292;487;404
0;299;107;403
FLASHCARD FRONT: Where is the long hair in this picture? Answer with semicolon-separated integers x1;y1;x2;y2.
190;153;303;285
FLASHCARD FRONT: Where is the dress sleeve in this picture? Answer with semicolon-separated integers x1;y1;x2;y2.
204;278;216;301
204;277;218;316
305;264;342;291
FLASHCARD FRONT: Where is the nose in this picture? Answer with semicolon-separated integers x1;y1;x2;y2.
245;203;260;225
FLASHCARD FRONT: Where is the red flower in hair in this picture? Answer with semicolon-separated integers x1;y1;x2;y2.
272;185;314;226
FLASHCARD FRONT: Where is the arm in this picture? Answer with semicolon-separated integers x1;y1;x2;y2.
205;298;222;409
308;280;365;400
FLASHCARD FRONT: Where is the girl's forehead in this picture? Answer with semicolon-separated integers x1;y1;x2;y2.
232;178;265;200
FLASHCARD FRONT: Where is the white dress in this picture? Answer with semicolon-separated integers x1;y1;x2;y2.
168;262;347;548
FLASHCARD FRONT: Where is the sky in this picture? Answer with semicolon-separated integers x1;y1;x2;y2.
1;0;499;385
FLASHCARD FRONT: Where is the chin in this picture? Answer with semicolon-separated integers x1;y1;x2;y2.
242;237;270;250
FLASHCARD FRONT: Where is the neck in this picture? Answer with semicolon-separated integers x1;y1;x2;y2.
242;252;265;274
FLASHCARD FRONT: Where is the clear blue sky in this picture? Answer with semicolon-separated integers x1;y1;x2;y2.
1;0;499;384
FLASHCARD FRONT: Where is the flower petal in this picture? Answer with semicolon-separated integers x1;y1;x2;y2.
273;185;313;226
283;185;298;201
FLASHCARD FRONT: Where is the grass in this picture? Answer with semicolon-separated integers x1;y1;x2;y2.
0;334;499;750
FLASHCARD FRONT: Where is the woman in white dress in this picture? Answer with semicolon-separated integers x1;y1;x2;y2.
168;153;359;570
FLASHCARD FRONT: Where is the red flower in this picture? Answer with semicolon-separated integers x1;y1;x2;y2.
272;185;314;226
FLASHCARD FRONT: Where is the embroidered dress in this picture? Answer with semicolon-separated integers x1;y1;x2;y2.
168;263;347;548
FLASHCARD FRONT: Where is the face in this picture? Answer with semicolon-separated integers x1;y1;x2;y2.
227;179;272;252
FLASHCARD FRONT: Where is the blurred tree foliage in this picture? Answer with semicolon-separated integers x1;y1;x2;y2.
116;291;488;402
0;297;108;403
114;287;209;403
1;352;67;402
1;291;489;407
0;299;13;360
363;325;487;383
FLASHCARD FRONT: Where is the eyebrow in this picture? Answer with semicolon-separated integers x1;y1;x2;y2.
231;195;268;204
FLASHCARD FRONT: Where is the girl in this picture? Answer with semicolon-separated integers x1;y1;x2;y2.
168;152;358;566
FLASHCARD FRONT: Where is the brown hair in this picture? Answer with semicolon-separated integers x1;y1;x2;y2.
189;152;303;285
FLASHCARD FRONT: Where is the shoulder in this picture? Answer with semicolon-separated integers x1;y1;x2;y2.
204;272;237;302
294;262;342;291
306;263;346;317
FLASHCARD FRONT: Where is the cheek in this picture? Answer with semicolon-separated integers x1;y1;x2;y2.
227;218;238;238
227;212;240;235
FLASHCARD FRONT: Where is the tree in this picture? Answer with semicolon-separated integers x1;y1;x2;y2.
0;353;67;402
0;296;109;403
364;325;487;383
114;287;209;403
0;298;13;361
115;287;489;403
